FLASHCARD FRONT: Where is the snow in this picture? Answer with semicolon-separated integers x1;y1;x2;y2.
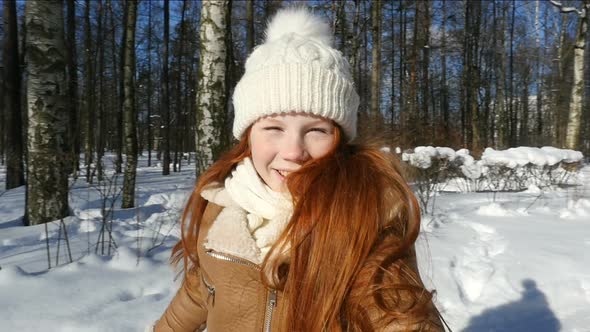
1;153;589;331
404;145;583;169
482;147;583;168
402;146;459;169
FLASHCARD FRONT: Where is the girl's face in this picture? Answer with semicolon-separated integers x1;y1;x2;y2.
249;113;336;192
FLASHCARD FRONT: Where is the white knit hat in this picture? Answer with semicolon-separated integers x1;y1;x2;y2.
232;7;360;141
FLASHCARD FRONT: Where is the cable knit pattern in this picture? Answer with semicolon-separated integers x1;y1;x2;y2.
201;158;293;264
232;7;359;141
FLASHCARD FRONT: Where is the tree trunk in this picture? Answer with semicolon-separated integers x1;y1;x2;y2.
369;0;382;133
534;0;544;143
399;3;406;137
337;0;347;54
418;0;431;143
508;0;516;146
147;0;153;167
471;1;481;151
0;66;3;166
554;14;569;147
246;0;254;55
495;1;508;148
195;0;229;175
3;0;25;190
96;0;105;181
84;0;95;183
116;1;127;174
564;2;588;150
441;0;450;142
362;1;369;122
350;0;360;88
520;64;531;145
224;0;235;149
24;0;69;225
162;0;171;175
409;1;420;147
173;0;188;173
390;1;396;133
121;0;138;209
65;0;79;175
462;0;482;151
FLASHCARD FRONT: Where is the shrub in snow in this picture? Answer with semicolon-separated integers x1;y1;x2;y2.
480;147;583;191
402;147;458;215
401;146;584;213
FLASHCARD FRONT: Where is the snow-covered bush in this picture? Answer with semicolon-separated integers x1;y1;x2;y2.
400;146;584;214
401;147;457;215
480;147;583;191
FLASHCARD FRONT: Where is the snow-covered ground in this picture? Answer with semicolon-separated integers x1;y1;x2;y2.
1;154;589;331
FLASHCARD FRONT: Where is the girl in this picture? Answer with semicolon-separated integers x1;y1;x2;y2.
153;7;445;332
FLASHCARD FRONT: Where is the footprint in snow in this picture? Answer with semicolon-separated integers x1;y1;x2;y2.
451;221;506;304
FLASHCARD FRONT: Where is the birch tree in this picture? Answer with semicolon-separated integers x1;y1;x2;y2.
24;0;69;225
3;0;25;189
551;0;589;150
195;0;229;175
121;0;138;208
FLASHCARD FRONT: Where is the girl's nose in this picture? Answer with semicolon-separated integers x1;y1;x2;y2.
281;135;307;163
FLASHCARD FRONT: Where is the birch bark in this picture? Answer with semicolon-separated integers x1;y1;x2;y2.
565;3;588;150
25;0;69;225
195;0;229;175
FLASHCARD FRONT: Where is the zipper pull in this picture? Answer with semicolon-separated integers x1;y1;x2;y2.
269;289;277;307
201;274;216;306
206;286;215;305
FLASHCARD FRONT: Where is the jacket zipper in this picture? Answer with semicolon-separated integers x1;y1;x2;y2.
204;249;277;332
201;273;215;305
205;249;261;270
264;289;277;332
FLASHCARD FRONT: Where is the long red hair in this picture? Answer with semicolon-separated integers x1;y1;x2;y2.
172;126;438;331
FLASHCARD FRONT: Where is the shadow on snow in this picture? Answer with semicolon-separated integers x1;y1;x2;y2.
463;279;561;332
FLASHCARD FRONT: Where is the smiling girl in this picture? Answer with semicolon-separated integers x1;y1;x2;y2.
153;7;445;332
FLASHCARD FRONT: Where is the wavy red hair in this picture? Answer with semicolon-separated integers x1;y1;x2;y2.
172;125;440;331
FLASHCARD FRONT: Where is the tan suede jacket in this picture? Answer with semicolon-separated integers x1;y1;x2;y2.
154;203;444;332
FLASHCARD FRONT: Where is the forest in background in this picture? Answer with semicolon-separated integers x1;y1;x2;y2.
0;0;589;225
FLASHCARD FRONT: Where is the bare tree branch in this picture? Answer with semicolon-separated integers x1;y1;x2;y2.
550;0;583;15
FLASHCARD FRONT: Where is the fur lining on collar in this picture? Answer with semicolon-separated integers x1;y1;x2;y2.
204;205;262;264
201;185;262;263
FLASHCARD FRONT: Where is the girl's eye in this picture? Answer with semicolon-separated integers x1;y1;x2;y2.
263;126;283;131
309;128;328;134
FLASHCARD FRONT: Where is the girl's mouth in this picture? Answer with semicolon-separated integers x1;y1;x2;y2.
274;169;291;179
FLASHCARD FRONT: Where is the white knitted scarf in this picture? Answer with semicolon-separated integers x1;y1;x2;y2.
200;157;293;265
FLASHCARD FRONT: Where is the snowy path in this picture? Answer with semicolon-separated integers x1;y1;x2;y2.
417;168;590;331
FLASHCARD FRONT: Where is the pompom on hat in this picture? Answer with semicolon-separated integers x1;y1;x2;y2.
232;7;360;141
